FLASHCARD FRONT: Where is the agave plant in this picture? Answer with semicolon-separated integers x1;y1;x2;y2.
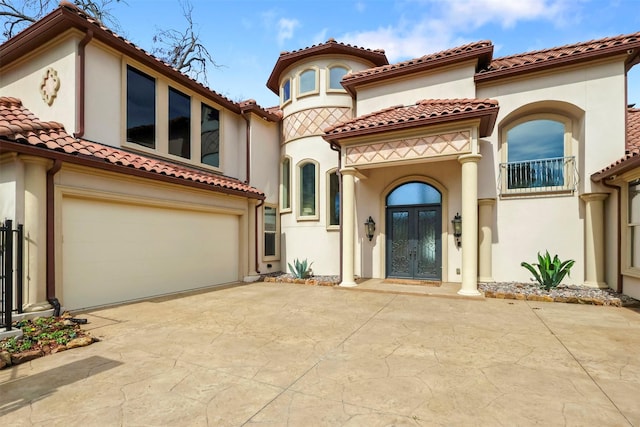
521;251;575;291
288;258;313;279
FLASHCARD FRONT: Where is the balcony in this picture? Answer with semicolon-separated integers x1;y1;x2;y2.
499;156;577;195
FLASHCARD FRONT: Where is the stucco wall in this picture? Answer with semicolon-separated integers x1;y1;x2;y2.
0;155;19;222
0;34;77;131
355;62;477;115
84;41;122;147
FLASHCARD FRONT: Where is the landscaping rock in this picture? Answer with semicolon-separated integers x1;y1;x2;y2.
11;349;43;365
65;336;94;349
0;351;11;366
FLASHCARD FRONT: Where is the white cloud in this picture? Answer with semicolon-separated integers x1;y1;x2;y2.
277;18;300;45
312;28;329;45
355;1;366;13
340;0;581;62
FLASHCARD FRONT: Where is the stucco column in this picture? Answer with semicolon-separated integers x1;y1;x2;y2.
21;156;51;310
580;193;608;288
478;198;495;282
246;199;259;279
340;167;357;287
458;154;482;296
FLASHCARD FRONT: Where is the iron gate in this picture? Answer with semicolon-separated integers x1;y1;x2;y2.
1;219;23;332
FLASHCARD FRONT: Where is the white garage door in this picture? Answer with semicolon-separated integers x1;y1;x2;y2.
62;197;239;310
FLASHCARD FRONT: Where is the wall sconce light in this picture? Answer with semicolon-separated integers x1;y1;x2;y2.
364;216;376;241
451;213;462;248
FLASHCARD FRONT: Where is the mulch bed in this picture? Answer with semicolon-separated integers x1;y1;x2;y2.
1;312;97;370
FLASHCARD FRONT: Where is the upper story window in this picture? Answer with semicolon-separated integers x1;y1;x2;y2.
168;87;191;159
298;69;318;96
298;160;318;220
500;115;576;195
126;66;156;149
201;103;220;168
328;66;348;91
281;79;291;104
327;169;340;227
281;157;291;211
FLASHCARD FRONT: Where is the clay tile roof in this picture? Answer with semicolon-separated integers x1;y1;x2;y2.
0;97;264;198
266;38;389;94
323;98;499;142
341;41;493;95
591;108;640;182
477;31;640;83
0;2;277;122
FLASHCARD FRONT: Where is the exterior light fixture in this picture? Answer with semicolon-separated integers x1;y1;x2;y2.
451;213;462;248
364;216;376;241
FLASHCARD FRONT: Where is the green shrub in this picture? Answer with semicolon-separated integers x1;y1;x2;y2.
521;251;575;290
288;258;313;279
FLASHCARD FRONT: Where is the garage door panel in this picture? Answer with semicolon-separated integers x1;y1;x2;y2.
62;197;239;310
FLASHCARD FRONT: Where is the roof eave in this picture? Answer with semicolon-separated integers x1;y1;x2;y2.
591;154;640;183
323;106;499;144
475;48;635;84
0;138;265;200
341;45;494;95
0;6;242;115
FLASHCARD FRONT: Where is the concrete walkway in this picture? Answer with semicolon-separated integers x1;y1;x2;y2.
1;282;639;426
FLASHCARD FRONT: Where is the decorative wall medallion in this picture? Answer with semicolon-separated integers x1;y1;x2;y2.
345;130;471;166
283;107;351;143
40;67;61;106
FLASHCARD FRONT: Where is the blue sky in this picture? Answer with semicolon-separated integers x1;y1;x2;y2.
108;0;640;108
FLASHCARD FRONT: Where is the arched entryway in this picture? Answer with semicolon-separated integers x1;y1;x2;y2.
386;182;442;280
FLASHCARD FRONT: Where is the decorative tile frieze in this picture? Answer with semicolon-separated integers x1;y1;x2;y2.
40;67;60;106
345;131;471;166
283;107;351;143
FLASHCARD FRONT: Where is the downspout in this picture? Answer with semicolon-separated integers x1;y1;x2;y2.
255;199;264;274
74;30;93;138
46;159;62;315
330;142;342;283
602;179;623;293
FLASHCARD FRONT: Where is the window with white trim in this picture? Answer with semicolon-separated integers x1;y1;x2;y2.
328;66;348;91
500;114;576;195
327;169;340;227
298;68;318;96
629;179;640;268
201;103;220;167
264;204;279;259
281;78;291;104
298;160;318;219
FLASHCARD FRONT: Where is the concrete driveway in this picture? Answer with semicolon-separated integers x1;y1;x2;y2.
1;282;639;426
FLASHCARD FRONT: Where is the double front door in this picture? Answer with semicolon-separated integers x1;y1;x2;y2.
386;205;441;280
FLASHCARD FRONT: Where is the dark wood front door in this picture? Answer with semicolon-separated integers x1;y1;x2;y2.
386;205;441;280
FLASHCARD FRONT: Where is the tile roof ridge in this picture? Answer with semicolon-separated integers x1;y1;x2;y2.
491;31;640;62
344;40;493;81
279;37;386;58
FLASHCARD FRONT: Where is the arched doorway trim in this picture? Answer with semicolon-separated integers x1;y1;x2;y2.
378;175;448;281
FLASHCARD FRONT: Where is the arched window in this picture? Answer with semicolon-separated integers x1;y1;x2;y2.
501;114;574;193
386;182;441;206
327;169;340;227
281;78;291;104
298;69;318;96
328;66;348;91
298;160;318;219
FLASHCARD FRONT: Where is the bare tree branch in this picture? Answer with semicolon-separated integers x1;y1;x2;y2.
152;0;220;85
0;0;124;40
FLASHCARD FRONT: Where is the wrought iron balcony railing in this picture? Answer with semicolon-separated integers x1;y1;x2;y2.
499;156;577;194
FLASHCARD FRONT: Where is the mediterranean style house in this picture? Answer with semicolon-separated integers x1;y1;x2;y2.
1;2;639;311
